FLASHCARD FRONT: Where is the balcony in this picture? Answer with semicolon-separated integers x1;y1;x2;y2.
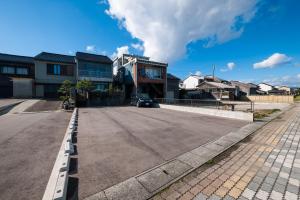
78;70;112;82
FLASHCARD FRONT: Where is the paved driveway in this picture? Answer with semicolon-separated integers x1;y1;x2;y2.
76;107;248;198
152;105;300;200
0;111;71;200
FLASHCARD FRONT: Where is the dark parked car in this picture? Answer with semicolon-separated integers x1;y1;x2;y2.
131;94;153;107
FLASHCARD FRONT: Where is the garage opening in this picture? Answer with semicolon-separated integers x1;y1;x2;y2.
138;83;164;98
0;75;13;98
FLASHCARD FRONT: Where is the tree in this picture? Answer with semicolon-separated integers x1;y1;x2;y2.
58;80;73;101
76;80;95;100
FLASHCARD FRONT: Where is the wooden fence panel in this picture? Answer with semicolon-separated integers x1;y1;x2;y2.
247;95;294;103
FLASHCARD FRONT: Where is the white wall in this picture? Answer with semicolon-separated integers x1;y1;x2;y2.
258;83;273;92
183;76;201;89
159;104;253;122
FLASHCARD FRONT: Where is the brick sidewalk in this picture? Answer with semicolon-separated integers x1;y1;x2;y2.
151;105;300;200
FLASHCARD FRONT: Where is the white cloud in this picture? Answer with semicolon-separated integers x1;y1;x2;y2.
294;62;300;67
111;45;129;59
106;0;258;62
131;43;144;51
221;62;235;72
194;71;202;76
253;53;292;69
68;50;75;55
86;45;96;53
227;62;235;70
262;75;300;87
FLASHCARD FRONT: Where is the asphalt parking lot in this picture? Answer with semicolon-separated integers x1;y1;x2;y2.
76;107;249;198
0;111;71;200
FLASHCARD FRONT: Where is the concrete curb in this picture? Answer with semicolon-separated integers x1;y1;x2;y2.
0;100;24;115
84;104;295;200
158;104;254;122
42;108;78;200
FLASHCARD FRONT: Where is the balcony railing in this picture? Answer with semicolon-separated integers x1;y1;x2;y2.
78;70;112;79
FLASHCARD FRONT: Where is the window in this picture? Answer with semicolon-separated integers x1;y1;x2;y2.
142;67;162;79
47;64;73;76
78;62;112;79
1;66;15;74
95;83;109;92
16;68;28;75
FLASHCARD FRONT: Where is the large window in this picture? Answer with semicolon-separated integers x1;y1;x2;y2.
78;62;112;79
47;64;73;76
140;67;162;79
16;68;28;75
1;66;15;74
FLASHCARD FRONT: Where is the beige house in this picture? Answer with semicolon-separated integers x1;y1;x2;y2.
276;86;291;95
34;52;77;98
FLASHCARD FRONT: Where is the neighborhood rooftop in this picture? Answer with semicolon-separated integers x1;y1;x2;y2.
76;52;113;64
198;81;236;89
0;53;34;64
34;52;76;64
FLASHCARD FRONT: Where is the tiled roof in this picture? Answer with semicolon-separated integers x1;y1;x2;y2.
34;52;75;64
0;53;34;64
76;52;112;64
198;81;235;89
167;73;180;80
231;81;258;88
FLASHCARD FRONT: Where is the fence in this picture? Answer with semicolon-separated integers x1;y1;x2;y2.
247;95;294;103
155;98;254;113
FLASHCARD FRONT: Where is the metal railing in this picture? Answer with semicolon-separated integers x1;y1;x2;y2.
78;70;112;79
154;98;255;113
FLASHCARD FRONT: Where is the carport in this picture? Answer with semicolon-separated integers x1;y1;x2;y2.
75;107;248;198
0;75;13;98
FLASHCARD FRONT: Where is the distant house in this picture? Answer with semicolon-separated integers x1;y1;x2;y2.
230;81;258;96
276;86;291;95
196;81;236;100
0;53;35;98
34;52;77;98
181;75;204;89
258;83;274;94
75;52;113;92
113;54;167;99
166;73;180;99
34;52;113;98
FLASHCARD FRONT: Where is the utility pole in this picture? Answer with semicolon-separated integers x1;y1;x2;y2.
212;65;216;79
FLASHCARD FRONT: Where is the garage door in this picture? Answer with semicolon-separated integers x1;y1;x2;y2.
0;76;13;98
44;84;60;98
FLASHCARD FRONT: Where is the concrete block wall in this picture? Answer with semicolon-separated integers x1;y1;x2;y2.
159;104;253;122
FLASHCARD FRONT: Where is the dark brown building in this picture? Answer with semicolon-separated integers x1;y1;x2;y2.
114;54;167;99
0;53;34;98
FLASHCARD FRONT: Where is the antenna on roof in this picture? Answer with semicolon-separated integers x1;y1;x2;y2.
212;65;216;79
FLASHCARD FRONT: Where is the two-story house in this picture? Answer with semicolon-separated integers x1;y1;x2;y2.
0;53;35;98
114;54;167;99
75;52;113;92
34;52;77;98
34;52;113;98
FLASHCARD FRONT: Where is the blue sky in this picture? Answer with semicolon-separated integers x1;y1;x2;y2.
0;0;299;86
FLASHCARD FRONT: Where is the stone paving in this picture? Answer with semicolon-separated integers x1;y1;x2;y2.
151;105;300;200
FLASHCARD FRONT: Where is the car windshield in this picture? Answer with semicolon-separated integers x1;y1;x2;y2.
140;93;150;99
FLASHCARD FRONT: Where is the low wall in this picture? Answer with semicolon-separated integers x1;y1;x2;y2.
159;104;253;122
247;95;294;103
